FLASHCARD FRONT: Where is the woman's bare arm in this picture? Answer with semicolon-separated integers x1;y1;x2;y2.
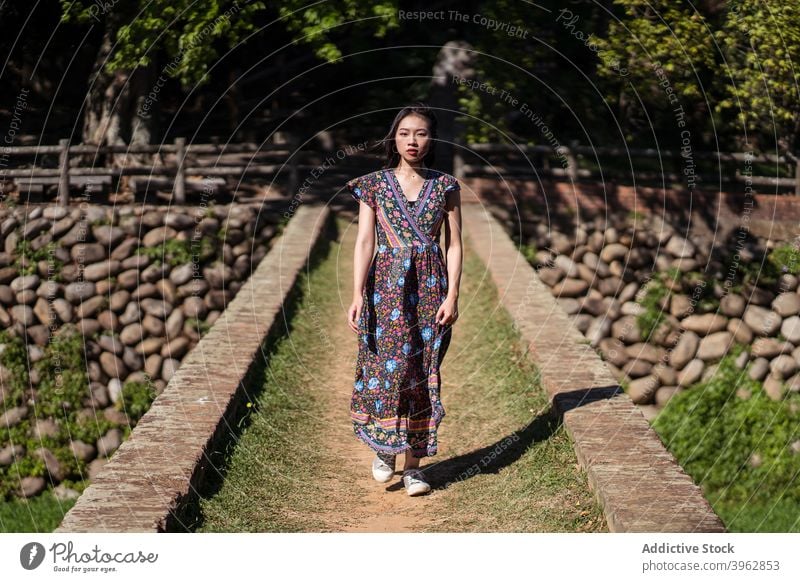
348;201;376;332
440;186;463;324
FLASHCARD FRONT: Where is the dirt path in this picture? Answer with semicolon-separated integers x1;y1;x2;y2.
313;224;442;532
201;216;604;533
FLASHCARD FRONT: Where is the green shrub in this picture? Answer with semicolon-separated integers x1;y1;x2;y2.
636;274;670;340
768;242;800;276
136;236;215;267
118;380;157;423
652;346;800;531
720;243;799;291
13;239;64;278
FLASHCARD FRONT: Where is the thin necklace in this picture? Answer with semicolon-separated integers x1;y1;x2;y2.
392;166;429;202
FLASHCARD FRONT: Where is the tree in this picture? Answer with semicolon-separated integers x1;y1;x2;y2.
591;0;718;144
59;0;266;149
274;0;400;62
714;1;800;152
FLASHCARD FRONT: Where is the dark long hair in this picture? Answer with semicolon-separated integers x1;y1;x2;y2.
380;102;438;169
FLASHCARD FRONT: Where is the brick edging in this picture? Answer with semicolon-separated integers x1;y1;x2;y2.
460;204;726;532
55;204;331;532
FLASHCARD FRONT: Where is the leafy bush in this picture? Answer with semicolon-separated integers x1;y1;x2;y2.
118;380;157;423
652;346;800;531
635;273;671;340
768;242;800;276
720;242;799;292
0;325;130;501
136;236;215;267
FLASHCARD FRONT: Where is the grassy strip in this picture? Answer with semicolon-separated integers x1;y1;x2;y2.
0;490;76;533
194;231;343;532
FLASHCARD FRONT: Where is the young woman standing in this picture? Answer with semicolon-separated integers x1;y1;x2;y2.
346;103;463;496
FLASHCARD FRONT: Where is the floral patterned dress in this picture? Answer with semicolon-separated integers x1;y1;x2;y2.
346;167;460;458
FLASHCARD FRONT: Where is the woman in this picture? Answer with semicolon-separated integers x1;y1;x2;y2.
345;102;463;497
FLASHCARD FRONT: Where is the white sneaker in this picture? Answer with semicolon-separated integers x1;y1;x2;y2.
371;452;396;482
402;469;431;496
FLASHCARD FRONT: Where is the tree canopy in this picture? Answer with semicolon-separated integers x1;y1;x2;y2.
0;0;797;153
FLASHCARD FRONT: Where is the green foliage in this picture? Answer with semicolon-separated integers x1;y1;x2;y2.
591;1;717;139
13;239;64;278
276;1;400;62
635;272;672;339
587;1;800;150
714;1;800;151
768;242;800;276
118;380;157;422
137;236;215;267
59;0;268;89
719;243;799;292
594;1;716;97
652;347;800;531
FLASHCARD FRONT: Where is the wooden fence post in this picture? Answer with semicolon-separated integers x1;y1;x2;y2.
565;143;578;182
288;139;298;197
453;149;464;181
174;137;186;204
794;153;800;197
58;138;70;206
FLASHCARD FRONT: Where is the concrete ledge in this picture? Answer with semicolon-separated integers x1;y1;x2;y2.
56;204;331;532
460;203;726;532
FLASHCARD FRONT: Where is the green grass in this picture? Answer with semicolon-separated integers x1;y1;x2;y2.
418;246;607;532
0;490;77;533
652;345;800;532
194;228;340;532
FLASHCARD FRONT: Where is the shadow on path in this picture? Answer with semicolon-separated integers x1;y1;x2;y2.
385;406;560;492
388;383;623;493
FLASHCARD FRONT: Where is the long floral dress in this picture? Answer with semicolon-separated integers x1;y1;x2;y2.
346;167;460;458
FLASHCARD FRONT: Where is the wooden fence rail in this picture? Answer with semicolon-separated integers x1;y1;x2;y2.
2;138;799;205
454;143;800;195
0;137;300;205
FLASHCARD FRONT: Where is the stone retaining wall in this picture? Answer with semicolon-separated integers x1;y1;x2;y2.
0;202;283;502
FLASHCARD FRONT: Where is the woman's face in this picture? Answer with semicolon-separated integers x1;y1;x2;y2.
394;114;431;164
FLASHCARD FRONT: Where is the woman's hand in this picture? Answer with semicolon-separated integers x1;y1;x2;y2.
436;296;459;326
347;296;364;333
